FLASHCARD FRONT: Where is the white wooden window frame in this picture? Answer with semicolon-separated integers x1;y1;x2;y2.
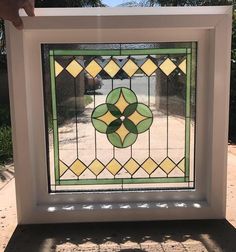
5;7;232;224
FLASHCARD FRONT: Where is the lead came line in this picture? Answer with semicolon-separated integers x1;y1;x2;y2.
73;58;79;159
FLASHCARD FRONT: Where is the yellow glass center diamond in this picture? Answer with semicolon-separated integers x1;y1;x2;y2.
70;159;86;176
128;111;146;125
141;59;158;76
141;157;158;174
89;159;104;176
115;93;129;113
159;58;176;76
124;158;140;175
160;157;176;174
85;60;102;78
115;123;129;142
122;59;139;77
55;61;64;77
98;111;117;125
66;60;83;78
104;59;120;78
106;159;122;175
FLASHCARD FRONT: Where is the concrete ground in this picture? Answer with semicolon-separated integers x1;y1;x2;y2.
0;145;235;252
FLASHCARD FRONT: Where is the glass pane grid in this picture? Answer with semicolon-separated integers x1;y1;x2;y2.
43;42;196;192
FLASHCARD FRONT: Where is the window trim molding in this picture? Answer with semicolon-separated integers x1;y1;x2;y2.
5;6;232;224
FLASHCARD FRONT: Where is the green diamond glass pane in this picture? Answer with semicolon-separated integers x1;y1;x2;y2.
136;103;153;118
123;103;138;117
106;88;121;104
123;119;138;134
121;87;137;104
107;104;122;118
106;119;122;134
107;132;123;148
92;104;108;118
123;133;138;148
91;119;107;133
136;118;153;133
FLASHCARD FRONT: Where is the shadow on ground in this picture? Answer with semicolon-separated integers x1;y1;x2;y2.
5;220;236;252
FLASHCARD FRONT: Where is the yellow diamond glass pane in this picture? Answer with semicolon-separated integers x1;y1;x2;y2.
124;158;140;175
55;61;64;77
141;59;158;76
128;111;146;125
106;159;122;175
142;158;158;174
85;60;102;78
122;59;139;77
104;60;120;78
160;158;176;174
59;161;68;176
98;111;117;125
89;159;104;176
116;123;129;142
70;159;86;176
178;59;186;74
159;58;176;76
115;93;129;113
66;60;83;78
178;159;185;172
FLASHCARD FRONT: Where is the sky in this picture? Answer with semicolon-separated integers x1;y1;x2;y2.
102;0;127;7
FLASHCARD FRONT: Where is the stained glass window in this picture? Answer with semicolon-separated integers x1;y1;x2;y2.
42;42;196;192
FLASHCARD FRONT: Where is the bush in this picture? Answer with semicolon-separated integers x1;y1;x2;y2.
229;16;236;143
0;105;11;126
0;126;13;165
0;105;12;165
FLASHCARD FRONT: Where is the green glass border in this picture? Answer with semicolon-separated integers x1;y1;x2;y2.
57;177;187;185
184;48;192;181
52;48;189;56
49;53;60;182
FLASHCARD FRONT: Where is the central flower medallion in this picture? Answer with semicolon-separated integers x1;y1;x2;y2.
91;87;153;148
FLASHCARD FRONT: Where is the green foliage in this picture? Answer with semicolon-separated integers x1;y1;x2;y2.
126;0;234;6
0;20;5;52
229;16;236;142
0;126;13;165
35;0;104;7
0;105;11;126
0;19;7;71
0;105;12;164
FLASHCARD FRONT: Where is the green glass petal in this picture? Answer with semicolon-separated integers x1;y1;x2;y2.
123;103;138;117
136;103;153;117
136;118;153;133
121;87;137;104
92;118;108;133
106;119;122;134
123;118;138;134
92;104;108;118
107;103;122;118
123;133;137;148
106;88;121;104
107;132;122;148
